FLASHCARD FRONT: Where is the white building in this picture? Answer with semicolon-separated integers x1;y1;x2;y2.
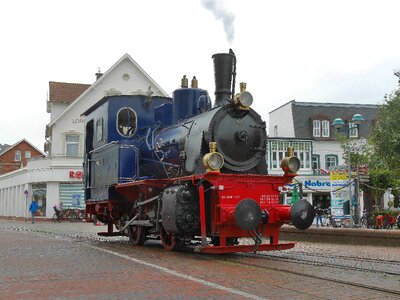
268;100;379;210
0;54;168;218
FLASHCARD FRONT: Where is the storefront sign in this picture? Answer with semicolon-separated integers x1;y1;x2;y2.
69;171;83;179
303;179;331;190
330;166;351;217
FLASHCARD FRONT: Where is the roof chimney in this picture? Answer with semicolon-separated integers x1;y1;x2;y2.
95;68;103;80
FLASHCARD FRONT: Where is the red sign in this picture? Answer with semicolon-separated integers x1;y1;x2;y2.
69;171;83;179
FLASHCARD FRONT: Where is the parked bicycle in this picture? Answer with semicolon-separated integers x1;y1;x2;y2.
52;208;85;222
360;210;373;228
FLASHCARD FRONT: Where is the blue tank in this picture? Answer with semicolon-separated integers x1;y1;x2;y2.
172;87;211;123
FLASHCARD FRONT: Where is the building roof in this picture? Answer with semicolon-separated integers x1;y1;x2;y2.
0;139;45;157
290;100;379;139
49;81;91;103
47;53;168;128
0;144;10;155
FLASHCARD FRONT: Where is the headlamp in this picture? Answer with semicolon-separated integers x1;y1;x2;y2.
280;146;300;174
203;142;224;172
280;156;300;173
234;82;253;110
237;91;253;108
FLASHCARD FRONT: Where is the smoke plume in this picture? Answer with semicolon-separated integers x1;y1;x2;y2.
201;0;235;44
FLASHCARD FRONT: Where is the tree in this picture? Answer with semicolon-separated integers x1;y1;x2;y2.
369;80;400;208
370;89;400;171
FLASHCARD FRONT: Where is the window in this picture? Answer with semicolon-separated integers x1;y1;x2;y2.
312;154;320;170
96;118;104;142
270;141;312;170
271;141;290;169
325;155;338;170
313;120;321;137
66;134;79;157
117;107;137;137
15;151;21;161
25;151;31;159
349;122;358;138
292;142;311;169
321;120;330;137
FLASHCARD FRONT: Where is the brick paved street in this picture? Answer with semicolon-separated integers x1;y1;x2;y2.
0;221;250;300
0;219;398;299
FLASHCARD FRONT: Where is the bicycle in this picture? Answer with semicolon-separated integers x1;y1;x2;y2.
51;208;84;222
360;210;373;228
52;209;65;222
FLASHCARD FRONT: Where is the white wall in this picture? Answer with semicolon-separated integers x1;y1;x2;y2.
50;102;69;122
313;140;345;168
0;157;83;218
268;102;295;137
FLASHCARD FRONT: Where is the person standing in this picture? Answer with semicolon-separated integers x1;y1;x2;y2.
315;203;323;227
53;202;63;223
29;199;38;224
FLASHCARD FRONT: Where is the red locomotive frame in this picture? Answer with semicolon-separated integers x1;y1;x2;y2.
86;171;297;254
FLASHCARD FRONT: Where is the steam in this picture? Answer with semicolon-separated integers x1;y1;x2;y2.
201;0;235;44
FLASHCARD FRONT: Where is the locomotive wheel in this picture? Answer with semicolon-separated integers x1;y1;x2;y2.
128;225;146;246
160;229;177;251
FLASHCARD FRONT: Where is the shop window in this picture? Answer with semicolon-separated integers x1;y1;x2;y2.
59;183;85;208
66;134;79;157
25;151;31;159
117;107;137;137
32;183;46;216
15;150;21;161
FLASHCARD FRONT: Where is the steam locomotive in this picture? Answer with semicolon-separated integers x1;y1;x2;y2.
83;50;315;253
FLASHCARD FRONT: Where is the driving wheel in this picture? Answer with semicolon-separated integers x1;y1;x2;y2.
128;225;146;246
160;229;177;251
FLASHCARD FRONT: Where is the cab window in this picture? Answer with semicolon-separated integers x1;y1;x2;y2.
117;108;137;137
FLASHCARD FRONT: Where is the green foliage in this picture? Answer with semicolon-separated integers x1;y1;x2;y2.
370;89;400;171
369;169;393;190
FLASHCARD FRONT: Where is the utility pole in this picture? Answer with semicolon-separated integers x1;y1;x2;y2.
347;146;353;227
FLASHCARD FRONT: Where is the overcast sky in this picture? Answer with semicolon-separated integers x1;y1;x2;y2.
1;0;400;149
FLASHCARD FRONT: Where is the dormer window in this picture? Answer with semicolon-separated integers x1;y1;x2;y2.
313;120;320;137
322;120;330;137
313;119;330;138
349;122;358;138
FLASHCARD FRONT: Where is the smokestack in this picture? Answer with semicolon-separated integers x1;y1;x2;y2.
95;68;103;80
212;49;236;107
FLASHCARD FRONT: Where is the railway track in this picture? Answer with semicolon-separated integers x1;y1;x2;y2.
3;224;400;297
253;250;400;276
232;251;400;296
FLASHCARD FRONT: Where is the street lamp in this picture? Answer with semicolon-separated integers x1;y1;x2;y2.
332;113;365;227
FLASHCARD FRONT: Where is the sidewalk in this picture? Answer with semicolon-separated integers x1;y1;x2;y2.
0;217;108;236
